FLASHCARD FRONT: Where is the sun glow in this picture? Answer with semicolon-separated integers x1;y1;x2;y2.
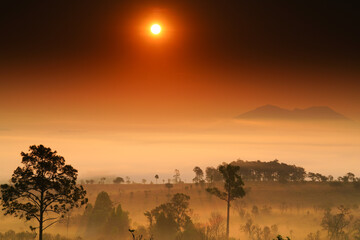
150;24;161;35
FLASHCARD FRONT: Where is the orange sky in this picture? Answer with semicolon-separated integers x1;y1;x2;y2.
0;0;360;181
1;60;360;182
1;59;360;124
1;1;359;122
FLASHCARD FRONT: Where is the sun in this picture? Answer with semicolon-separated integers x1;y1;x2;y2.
150;24;161;35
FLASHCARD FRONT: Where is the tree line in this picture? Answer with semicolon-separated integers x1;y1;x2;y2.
200;159;359;184
84;159;359;186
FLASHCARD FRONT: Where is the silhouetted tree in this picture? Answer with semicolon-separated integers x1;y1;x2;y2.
307;172;317;182
145;193;194;240
113;177;124;184
173;169;181;183
105;204;130;238
345;172;355;182
142;179;147;184
85;179;95;184
252;205;259;216
321;206;352;240
99;177;106;184
305;231;321;240
206;164;245;238
307;172;328;182
206;212;226;240
192;166;204;184
205;167;224;183
226;159;305;182
59;210;72;238
85;191;130;238
86;191;112;235
241;218;256;239
155;175;159;184
206;164;246;238
126;176;131;184
0;145;87;240
318;173;329;182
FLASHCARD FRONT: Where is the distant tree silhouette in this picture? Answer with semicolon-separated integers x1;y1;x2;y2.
252;205;259;216
173;169;181;183
86;191;112;234
342;172;356;182
240;217;279;240
206;164;246;239
105;204;130;238
145;193;196;240
155;174;159;184
126;176;131;184
224;159;306;182
113;177;124;184
307;172;328;182
307;172;317;182
99;177;106;184
305;231;321;240
0;145;87;240
59;210;73;238
205;167;224;183
205;159;359;184
347;172;356;182
86;179;95;184
192;166;204;184
321;206;352;240
85;191;130;238
318;174;329;182
142;179;147;184
241;218;255;239
205;212;226;240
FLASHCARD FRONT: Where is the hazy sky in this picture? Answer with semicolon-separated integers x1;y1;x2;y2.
1;1;359;181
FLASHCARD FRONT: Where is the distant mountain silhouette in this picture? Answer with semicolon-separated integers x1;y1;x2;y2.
237;105;349;120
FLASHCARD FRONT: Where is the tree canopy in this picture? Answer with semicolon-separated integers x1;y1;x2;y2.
0;145;87;240
84;191;130;238
113;177;125;184
205;160;306;183
145;193;200;240
193;166;204;184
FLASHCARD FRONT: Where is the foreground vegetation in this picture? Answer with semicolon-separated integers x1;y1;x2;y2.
1;145;360;240
2;181;360;240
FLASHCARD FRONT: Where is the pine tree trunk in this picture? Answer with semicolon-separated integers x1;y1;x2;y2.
226;193;230;239
39;212;43;240
39;191;44;240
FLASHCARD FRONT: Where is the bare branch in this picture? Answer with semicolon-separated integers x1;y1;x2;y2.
25;194;41;208
43;219;61;231
31;213;40;222
43;217;59;223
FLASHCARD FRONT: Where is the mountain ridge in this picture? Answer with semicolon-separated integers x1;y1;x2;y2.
237;105;349;120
